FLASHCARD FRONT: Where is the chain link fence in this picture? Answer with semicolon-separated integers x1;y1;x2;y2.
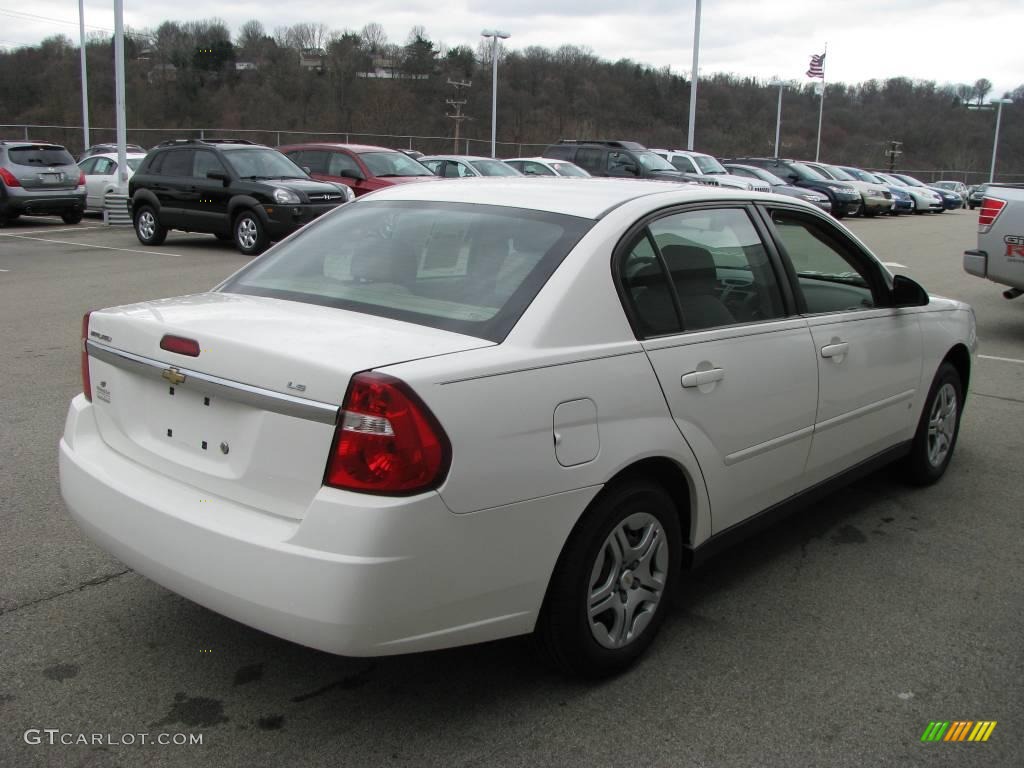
0;124;549;159
3;124;1022;183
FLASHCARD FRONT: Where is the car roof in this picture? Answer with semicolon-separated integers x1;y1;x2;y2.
83;152;148;161
279;143;400;154
420;155;503;162
352;177;757;219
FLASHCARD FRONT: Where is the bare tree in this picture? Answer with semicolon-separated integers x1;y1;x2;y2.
974;78;992;105
237;20;265;50
361;23;387;54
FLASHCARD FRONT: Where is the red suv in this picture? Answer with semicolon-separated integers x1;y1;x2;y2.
278;143;440;197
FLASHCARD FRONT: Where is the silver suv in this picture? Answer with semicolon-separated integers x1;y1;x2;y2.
0;141;86;226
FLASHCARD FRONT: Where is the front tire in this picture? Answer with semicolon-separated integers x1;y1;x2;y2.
233;210;269;256
134;205;167;246
902;362;963;485
535;479;682;677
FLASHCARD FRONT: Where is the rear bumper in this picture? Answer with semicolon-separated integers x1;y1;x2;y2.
59;395;590;656
259;203;341;239
1;189;85;216
963;249;987;279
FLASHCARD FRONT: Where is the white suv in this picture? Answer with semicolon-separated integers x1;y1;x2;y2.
652;149;772;192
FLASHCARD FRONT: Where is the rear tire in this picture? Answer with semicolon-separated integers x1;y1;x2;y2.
233;210;269;256
61;211;83;225
535;479;682;678
134;205;167;246
901;362;963;486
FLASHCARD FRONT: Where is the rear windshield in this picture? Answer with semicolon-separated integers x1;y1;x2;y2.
219;201;593;342
359;151;434;177
8;146;76;166
469;159;521;177
551;162;588;177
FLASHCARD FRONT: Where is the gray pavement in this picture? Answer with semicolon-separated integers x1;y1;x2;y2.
1;210;1021;767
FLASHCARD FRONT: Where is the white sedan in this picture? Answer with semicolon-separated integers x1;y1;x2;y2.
60;179;975;676
77;152;147;212
504;157;591;177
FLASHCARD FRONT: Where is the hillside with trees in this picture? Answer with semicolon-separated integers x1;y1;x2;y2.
1;18;1021;182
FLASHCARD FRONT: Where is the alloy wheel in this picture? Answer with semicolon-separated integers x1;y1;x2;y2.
237;216;258;250
927;382;958;468
138;211;155;240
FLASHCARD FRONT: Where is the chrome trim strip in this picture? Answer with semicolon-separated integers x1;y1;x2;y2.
813;389;916;434
725;425;814;466
86;340;340;425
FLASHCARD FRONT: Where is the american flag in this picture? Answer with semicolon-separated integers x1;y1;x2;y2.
807;52;825;79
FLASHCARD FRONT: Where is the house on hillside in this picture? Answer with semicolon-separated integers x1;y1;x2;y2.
299;49;326;72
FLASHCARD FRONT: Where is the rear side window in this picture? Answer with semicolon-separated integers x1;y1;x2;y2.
220;201;594;342
575;148;604;173
157;150;194;177
8;146;75;166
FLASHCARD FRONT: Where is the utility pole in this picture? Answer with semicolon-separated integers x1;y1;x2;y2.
885;140;902;172
686;0;701;150
446;79;471;154
114;0;128;189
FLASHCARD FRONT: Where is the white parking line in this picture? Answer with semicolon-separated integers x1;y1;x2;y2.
979;354;1024;366
0;233;185;257
0;226;102;235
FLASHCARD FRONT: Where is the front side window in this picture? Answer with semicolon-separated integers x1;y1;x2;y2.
618;208;787;336
223;148;306;180
670;157;698;174
327;152;361;177
523;162;555;176
421;159;442;174
770;210;879;314
220;201;593;342
192;150;225;178
551;162;588;177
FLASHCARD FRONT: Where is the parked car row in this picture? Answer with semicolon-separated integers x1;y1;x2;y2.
0;135;981;254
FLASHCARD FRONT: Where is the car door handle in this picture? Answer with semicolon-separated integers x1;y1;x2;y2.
681;368;725;388
820;342;850;358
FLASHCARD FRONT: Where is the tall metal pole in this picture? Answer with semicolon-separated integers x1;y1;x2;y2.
481;30;509;159
989;100;1006;183
114;0;127;188
815;82;825;162
78;0;90;152
774;82;783;158
815;44;826;162
490;36;498;158
686;0;701;150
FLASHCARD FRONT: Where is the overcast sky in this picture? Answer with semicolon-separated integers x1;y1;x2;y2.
2;1;1021;98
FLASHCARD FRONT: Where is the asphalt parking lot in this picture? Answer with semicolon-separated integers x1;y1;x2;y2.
1;209;1021;767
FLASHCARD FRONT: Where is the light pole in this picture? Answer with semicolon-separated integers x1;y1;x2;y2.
481;29;510;159
988;98;1012;183
78;0;90;152
114;0;127;189
686;0;701;150
770;79;784;158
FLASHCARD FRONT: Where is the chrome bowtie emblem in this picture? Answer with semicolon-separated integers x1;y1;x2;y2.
161;367;186;385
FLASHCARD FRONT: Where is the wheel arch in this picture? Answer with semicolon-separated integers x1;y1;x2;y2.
130;189;159;216
942;343;971;399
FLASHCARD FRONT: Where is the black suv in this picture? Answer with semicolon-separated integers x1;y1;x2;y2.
129;139;352;255
542;140;712;185
722;157;861;218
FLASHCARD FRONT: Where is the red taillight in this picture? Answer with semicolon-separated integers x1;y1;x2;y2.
325;372;451;495
0;167;20;187
978;197;1006;233
77;170;86;186
81;311;93;402
159;334;201;357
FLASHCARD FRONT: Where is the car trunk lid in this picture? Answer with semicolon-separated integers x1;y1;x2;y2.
85;292;492;519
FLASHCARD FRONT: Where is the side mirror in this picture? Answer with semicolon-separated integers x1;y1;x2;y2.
206;170;229;184
340;168;365;181
892;274;929;307
301;166;312;175
615;164;638;176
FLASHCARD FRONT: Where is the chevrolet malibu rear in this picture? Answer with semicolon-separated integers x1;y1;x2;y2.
61;181;617;662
